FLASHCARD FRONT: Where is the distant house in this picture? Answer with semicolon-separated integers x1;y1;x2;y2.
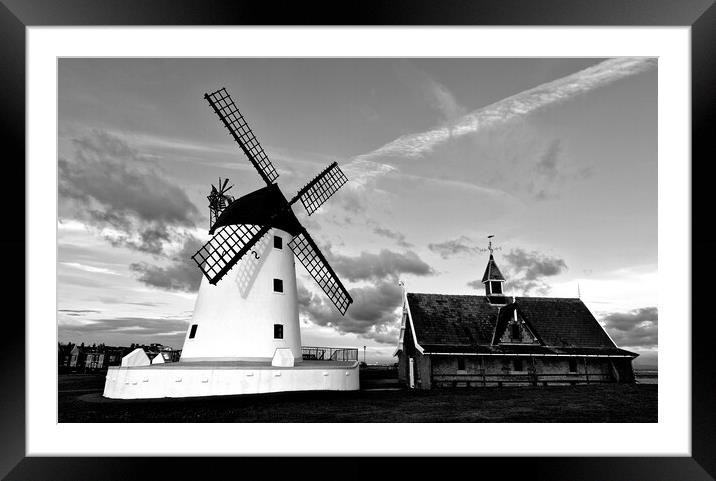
84;351;105;370
58;343;74;368
395;253;637;389
68;345;85;368
104;347;127;367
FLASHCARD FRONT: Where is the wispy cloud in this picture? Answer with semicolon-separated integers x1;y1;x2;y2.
429;236;481;259
394;60;467;123
357;57;656;162
60;262;120;276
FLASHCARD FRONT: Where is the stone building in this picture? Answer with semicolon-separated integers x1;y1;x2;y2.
395;252;637;389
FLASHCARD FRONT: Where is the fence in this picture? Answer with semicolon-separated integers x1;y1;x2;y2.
301;346;358;362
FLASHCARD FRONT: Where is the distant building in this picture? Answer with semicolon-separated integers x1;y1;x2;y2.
58;343;74;368
84;351;105;370
57;342;180;372
395;252;637;389
68;345;85;368
144;344;181;363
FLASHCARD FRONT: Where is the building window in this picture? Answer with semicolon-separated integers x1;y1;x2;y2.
568;358;578;373
189;324;198;339
274;324;284;339
274;235;283;249
491;281;503;294
513;358;523;371
273;278;284;293
510;323;520;339
457;357;465;371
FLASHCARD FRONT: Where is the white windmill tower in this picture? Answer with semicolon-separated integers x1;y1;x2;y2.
179;87;353;365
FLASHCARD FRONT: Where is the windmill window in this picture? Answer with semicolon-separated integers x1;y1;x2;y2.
274;235;283;249
273;324;284;339
273;278;284;293
491;282;503;294
569;358;578;373
510;323;521;339
457;357;466;371
189;324;198;339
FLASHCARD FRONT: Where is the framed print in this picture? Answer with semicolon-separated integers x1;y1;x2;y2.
3;0;715;479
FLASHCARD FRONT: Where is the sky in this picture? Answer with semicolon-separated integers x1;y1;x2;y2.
57;58;658;367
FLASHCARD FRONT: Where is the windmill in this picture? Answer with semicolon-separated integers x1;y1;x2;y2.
179;87;353;364
103;87;361;398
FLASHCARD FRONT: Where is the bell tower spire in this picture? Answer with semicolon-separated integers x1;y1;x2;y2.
480;235;507;304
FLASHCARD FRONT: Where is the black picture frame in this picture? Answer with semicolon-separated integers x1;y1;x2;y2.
2;0;714;479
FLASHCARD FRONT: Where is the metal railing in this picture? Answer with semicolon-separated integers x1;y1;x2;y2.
301;346;358;362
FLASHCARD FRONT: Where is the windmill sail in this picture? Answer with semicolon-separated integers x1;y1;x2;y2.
191;223;271;284
295;162;349;216
289;228;353;315
198;88;353;316
204;88;279;186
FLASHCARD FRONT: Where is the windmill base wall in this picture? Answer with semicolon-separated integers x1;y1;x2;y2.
103;361;360;399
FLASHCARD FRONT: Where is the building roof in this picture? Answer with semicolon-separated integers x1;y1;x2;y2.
481;255;506;282
405;293;636;357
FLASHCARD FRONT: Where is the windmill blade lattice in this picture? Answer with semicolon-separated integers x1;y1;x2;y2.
296;162;348;216
204;88;279;186
191;223;271;284
289;229;353;315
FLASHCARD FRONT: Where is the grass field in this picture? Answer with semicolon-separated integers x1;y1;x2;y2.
58;372;656;423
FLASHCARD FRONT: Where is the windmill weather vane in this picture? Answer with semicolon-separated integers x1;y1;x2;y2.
207;177;234;229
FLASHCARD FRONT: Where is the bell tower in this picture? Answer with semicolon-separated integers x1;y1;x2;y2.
480;236;507;304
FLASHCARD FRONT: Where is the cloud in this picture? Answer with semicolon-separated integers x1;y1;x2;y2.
60;262;119;275
372;226;413;248
322;158;399;216
59;129;201;255
466;279;483;291
428;236;480;259
327;248;434;283
358;58;656;163
299;247;435;344
600;307;658;349
394;60;466;123
340;58;653;201
58;315;190;348
467;248;567;296
503;248;568;280
59;309;101;316
535;138;562;181
129;235;204;292
503;248;567;296
298;279;403;345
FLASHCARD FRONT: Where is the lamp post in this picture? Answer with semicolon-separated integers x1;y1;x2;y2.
363;346;366;364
